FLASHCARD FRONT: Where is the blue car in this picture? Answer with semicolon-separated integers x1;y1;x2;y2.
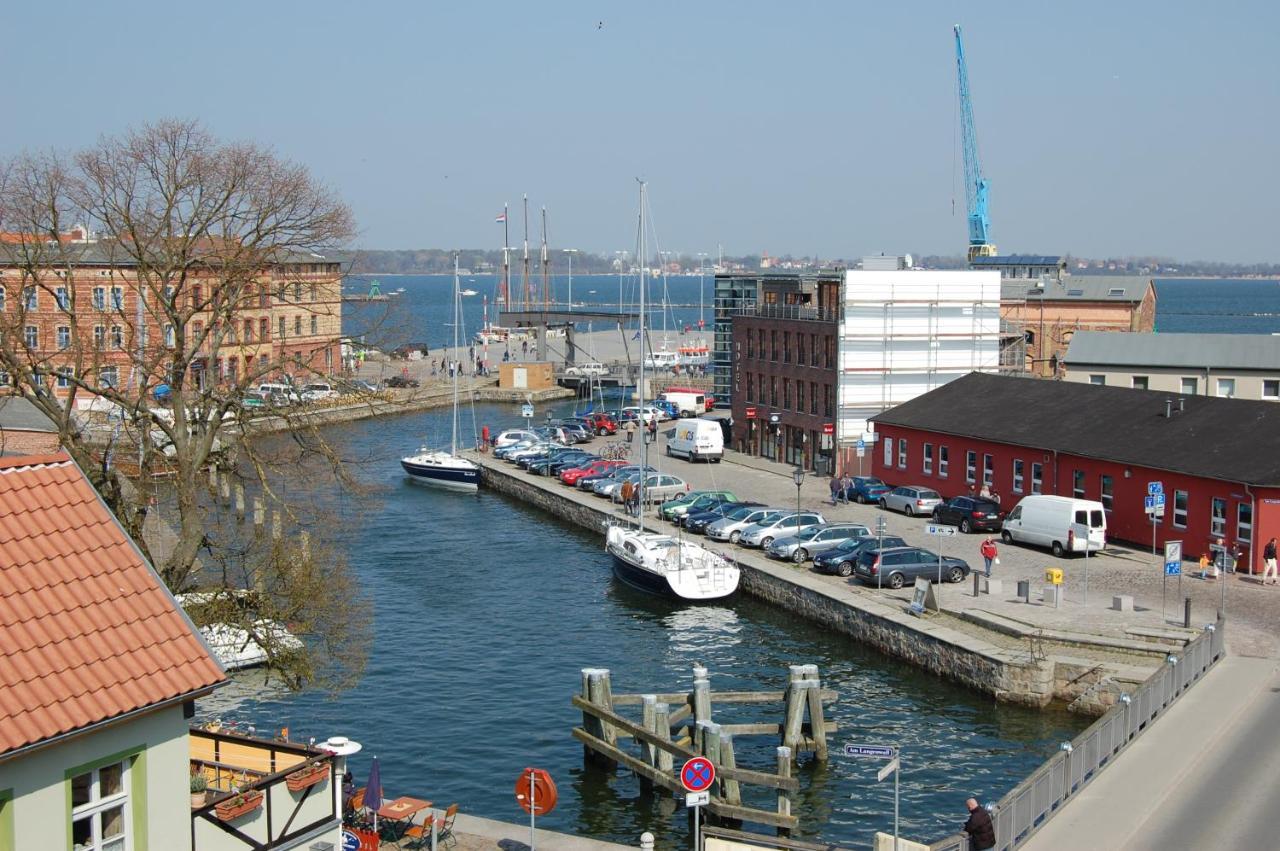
844;476;892;505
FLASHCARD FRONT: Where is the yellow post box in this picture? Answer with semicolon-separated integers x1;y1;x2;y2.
1045;567;1063;585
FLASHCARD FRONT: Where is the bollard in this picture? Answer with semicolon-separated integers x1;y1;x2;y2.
1184;596;1192;629
973;572;981;597
640;833;655;851
1018;579;1031;603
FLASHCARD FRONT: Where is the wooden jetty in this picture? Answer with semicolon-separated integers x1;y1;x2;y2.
573;664;837;835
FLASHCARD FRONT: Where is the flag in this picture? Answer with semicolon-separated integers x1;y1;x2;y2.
495;212;506;223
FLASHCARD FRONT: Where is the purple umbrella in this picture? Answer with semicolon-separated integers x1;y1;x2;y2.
365;756;383;833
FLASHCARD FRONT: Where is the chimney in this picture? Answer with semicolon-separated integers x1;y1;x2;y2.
1165;399;1173;418
1178;397;1186;412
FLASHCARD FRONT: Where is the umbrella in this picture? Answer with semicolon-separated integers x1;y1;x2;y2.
365;756;383;834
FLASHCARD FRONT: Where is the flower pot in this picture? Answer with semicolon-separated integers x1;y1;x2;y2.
285;764;328;792
191;792;206;808
215;791;263;821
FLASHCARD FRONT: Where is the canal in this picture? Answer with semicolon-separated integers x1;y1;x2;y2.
201;400;1088;848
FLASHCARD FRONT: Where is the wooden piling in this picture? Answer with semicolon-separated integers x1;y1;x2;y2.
640;694;658;790
776;746;793;837
782;667;808;756
693;675;712;751
699;721;723;797
252;497;265;528
584;668;618;769
805;676;829;761
219;472;231;506
653;702;674;774
234;484;245;521
721;730;742;805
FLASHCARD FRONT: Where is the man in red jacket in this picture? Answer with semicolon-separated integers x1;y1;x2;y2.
980;537;999;577
963;798;995;850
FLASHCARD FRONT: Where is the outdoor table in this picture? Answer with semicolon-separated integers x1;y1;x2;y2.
376;796;432;845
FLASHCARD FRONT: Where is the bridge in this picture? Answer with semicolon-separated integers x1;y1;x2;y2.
498;310;637;364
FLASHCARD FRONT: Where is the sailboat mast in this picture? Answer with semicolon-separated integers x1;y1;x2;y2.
501;202;510;314
521;194;530;311
637;180;647;522
541;206;549;310
451;253;461;455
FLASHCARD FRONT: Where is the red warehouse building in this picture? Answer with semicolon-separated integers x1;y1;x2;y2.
869;372;1280;572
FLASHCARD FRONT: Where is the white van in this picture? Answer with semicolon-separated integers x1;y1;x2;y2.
665;418;724;462
643;350;679;370
1001;495;1106;557
257;382;300;404
660;390;706;418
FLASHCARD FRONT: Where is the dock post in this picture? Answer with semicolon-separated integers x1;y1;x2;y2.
699;721;722;798
219;471;231;506
234;484;245;522
776;746;793;837
640;695;658;791
654;702;674;774
252;497;265;528
720;730;741;805
300;530;311;560
782;666;807;757
208;467;217;494
271;510;282;541
583;668;617;769
804;668;829;761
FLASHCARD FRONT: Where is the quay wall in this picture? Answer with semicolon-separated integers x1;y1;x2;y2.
473;454;1060;711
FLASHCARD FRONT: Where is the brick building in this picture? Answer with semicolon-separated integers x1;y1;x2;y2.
870;372;1280;572
0;397;59;455
0;237;342;399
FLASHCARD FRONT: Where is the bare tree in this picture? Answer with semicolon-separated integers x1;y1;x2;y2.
0;120;369;689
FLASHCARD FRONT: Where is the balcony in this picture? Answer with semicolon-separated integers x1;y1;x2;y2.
737;303;841;323
190;726;338;851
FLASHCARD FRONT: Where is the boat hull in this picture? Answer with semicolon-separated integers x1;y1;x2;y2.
606;537;739;602
610;550;682;597
401;458;479;491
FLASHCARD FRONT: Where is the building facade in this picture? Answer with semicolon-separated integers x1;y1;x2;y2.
869;373;1280;572
1063;331;1280;401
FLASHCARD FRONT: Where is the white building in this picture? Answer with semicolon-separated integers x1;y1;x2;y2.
837;266;1001;466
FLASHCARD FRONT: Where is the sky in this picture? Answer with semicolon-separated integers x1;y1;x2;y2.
3;1;1278;262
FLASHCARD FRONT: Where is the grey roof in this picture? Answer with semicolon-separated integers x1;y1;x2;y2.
972;255;1063;267
870;372;1280;487
1000;275;1152;303
0;240;337;268
1065;331;1280;371
0;397;57;433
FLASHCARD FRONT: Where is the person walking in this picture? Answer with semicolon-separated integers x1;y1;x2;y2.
841;473;853;503
1264;537;1278;585
620;479;634;514
962;799;995;851
980;537;998;578
829;475;842;506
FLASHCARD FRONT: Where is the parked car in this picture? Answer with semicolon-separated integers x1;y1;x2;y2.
844;476;892;505
300;381;338;402
385;375;420;389
582;412;618;436
853;546;972;589
814;536;907;577
257;382;301;404
493;429;540;450
932;496;1005;533
550;420;592;444
620;406;662;425
706;506;785;544
564;362;609;376
634;473;689;504
610;408;641;430
768;523;872;563
583;464;652;492
684;501;765;534
528;451;595;476
659;490;737;523
338;378;380;394
561;459;625;486
880;485;943;516
739;512;828;549
652;399;680;421
494;439;545;460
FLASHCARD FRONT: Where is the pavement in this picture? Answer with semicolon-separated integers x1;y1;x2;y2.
1020;655;1280;851
399;813;634;850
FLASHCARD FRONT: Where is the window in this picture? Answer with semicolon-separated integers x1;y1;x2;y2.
1031;462;1043;494
782;379;791;410
1216;378;1236;398
1132;376;1148;390
24;325;37;349
279;316;286;338
823;384;832;417
110;287;124;310
982;453;994;486
771;330;778;361
1210;497;1227;537
71;758;131;851
745;373;754;403
23;286;37;310
783;332;790;363
100;366;118;388
1238;502;1253;545
309;283;317;302
293;282;303;301
56;367;74;389
1012;459;1024;493
770;376;777;406
56;286;69;310
293;315;302;336
884;437;894;467
191;284;203;308
110;326;123;349
57;326;70;349
243;319;253;342
310;315;318;336
93;326;105;349
938;446;949;478
1181;377;1198;395
1089;374;1105;386
259;284;270;309
746;333;753;359
1073;470;1086;499
797;334;806;365
164;324;175;347
897;439;907;469
796;380;805;413
93;287;106;310
923;443;933;475
810;333;819;366
966;451;976;484
0;285;5;312
1173;489;1188;528
1264;380;1280;400
260;317;270;341
1100;474;1113;510
810;381;818;415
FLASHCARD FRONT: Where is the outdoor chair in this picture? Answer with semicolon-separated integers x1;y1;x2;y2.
400;813;436;849
437;803;459;847
343;787;371;829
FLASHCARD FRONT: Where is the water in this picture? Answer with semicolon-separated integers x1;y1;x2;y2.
205;400;1087;848
1153;278;1280;333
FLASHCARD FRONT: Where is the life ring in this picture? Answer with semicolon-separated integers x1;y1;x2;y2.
515;767;558;815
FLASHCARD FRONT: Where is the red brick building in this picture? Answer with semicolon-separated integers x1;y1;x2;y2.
869;372;1280;572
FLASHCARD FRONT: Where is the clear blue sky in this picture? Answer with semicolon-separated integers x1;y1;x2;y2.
4;1;1277;262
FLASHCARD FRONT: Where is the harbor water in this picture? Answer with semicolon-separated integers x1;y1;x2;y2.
203;400;1088;848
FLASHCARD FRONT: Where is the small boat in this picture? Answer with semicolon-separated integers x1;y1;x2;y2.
461;288;479;297
606;526;739;601
176;591;304;673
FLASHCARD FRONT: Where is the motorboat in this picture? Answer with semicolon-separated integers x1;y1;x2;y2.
606;525;739;601
176;591;304;673
461;288;479;296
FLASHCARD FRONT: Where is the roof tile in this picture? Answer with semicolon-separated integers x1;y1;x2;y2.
0;454;224;756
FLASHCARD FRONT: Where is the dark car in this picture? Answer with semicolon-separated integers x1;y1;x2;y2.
844;476;892;504
529;451;595;476
853;546;972;589
610;409;641;429
384;375;421;389
813;535;907;577
932;496;1005;533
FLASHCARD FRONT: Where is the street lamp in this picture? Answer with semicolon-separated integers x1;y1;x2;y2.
563;249;578;312
792;467;805;530
697;252;709;328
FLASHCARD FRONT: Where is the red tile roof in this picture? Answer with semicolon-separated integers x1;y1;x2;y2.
0;453;225;757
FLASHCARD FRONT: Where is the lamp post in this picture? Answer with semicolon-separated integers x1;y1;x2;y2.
793;467;805;531
697;252;709;328
564;249;578;312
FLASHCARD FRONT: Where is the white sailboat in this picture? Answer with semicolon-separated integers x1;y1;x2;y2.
401;255;480;491
604;181;738;601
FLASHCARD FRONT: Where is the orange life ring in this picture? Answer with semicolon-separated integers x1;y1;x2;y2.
515;767;558;815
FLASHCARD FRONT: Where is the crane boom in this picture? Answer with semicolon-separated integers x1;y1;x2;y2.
954;24;996;260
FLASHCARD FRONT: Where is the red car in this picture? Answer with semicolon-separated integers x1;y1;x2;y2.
583;412;618;436
560;459;625;486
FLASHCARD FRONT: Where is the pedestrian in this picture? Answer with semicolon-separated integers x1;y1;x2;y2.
962;798;995;851
980;537;998;578
620;479;633;512
1214;537;1230;577
829;475;841;506
1199;551;1215;581
979;482;992;499
1264;537;1278;586
841;473;853;502
990;490;1001;505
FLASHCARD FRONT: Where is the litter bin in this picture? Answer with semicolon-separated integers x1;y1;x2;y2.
1017;579;1031;603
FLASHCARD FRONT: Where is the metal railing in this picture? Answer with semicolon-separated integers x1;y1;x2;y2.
930;617;1225;851
751;303;841;323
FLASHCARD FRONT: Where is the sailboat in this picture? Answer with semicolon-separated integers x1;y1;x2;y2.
400;255;480;492
604;181;739;601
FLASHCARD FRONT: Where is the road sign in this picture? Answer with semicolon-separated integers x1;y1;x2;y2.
877;757;900;782
684;791;710;807
1144;496;1165;515
1165;562;1181;576
680;757;716;793
1165;540;1182;575
842;744;897;759
856;446;866;458
925;524;958;537
823;423;835;436
745;406;757;419
1148;481;1163;496
521;403;534;418
856;439;866;450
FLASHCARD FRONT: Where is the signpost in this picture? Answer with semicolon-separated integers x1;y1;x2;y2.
842;744;901;850
680;757;716;851
1147;483;1165;619
515;768;558;851
875;515;889;589
925;524;957;584
1164;540;1184;625
522;401;534;431
856;438;866;475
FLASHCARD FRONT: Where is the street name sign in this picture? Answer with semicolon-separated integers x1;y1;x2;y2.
877;757;900;782
842;744;897;759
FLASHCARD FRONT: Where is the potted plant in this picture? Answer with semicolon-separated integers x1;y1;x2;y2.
285;762;328;792
214;788;264;821
190;773;208;808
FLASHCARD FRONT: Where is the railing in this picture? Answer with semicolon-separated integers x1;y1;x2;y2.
748;303;841;323
929;617;1226;851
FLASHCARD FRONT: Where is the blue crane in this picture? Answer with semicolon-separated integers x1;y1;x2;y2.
954;24;997;261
